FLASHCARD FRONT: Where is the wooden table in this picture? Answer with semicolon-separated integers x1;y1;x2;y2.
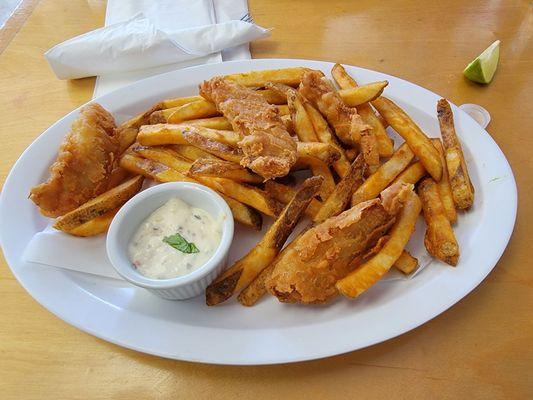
0;1;531;398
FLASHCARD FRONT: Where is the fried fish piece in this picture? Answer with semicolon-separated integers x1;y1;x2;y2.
298;70;369;146
266;183;412;304
199;77;297;180
30;103;119;217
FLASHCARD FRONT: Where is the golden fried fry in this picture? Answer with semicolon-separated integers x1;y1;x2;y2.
132;144;191;173
391;161;426;185
189;158;263;184
177;116;233;130
287;91;318;142
206;176;323;305
54;176;144;232
223;67;309;87
119;103;162;130
393;250;419;275
138;124;242;147
119;154;262;230
296;142;340;165
336;190;421;298
170;144;219;161
358;119;380;174
303;102;351;177
314;155;365;223
160;95;203;109
297;156;335;200
431;138;457;223
67;208;119;237
265;180;323;219
351;143;414;206
373;97;442;181
437;98;474;209
331;64;394;157
150;100;219;124
338;81;388;106
179;129;243;163
418;177;459;266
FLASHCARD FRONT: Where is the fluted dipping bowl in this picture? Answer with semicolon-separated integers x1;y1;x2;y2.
106;182;234;300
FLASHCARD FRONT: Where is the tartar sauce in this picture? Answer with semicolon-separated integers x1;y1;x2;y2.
128;198;222;279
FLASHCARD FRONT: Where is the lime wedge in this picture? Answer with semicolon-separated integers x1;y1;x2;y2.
463;40;500;84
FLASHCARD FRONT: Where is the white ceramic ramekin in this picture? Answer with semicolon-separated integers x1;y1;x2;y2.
106;182;234;300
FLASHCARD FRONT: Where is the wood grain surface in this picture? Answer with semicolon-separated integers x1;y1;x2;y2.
0;1;531;399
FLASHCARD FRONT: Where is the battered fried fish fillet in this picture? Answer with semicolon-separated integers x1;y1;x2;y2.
199;77;297;180
266;183;412;304
30;103;119;217
299;70;369;146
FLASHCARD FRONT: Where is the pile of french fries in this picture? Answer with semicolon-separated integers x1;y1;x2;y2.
54;64;474;306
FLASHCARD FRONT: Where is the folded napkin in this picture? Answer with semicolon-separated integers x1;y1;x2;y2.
45;14;269;80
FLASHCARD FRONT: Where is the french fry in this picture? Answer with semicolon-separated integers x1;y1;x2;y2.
303;102;351;177
201;177;283;217
264;82;294;97
288;91;335;199
223;67;309;87
162;90;287;109
338;81;388;106
189;158;263;184
119;154;262;230
160;95;203;109
170;144;219;161
298;156;335;200
237;262;275;306
372;97;442;181
336;190;422;298
117;127;140;154
259;87;290;104
331;63;357;89
314;155;365;223
265;180;323;219
206;176;324;305
392;161;426;185
437;98;474;209
132;145;191;173
119;103;162;130
106;167;132;190
358;119;380;174
67;208;119;237
351;143;414;206
180;129;243;163
431;138;457;223
281;114;294;134
296;142;341;165
178;116;233;130
54;176;144;232
393;250;419;275
223;196;263;231
331;64;394;157
138;124;242;147
418;177;459;266
287;91;318;142
150;100;219;124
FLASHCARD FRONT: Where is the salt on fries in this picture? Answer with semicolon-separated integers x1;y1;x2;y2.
30;65;474;307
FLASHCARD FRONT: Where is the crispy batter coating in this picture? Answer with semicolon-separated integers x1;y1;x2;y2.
298;70;369;145
266;200;394;304
199;77;297;180
30;104;119;217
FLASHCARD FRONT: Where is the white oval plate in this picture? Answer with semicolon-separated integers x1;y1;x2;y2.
0;59;517;365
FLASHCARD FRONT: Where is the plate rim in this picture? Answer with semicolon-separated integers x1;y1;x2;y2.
0;58;518;365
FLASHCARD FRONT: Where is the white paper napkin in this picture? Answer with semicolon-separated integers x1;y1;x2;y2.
45;14;268;80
